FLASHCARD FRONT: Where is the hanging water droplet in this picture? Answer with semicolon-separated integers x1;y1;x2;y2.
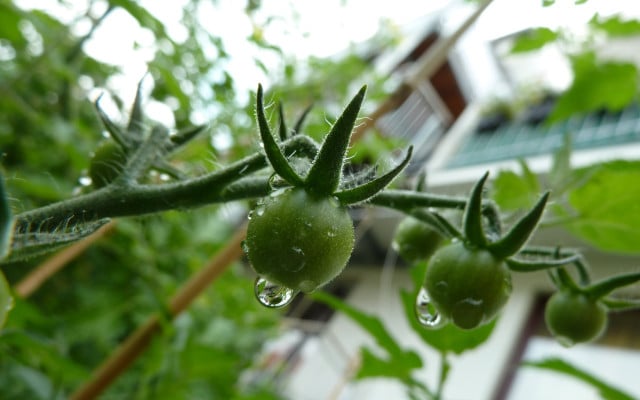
254;277;296;308
415;287;445;329
79;176;92;187
241;240;249;255
284;247;306;272
555;335;575;348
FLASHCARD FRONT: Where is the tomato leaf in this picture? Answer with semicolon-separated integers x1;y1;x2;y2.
548;53;638;123
523;358;636;400
0;174;11;260
590;14;640;37
562;160;640;254
312;291;406;357
492;160;540;211
510;27;558;53
549;133;572;193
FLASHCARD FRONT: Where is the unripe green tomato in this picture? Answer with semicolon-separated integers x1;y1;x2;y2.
244;188;355;293
424;241;512;329
544;290;608;346
88;141;127;188
392;216;442;263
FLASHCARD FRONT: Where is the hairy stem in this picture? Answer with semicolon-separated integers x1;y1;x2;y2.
15;135;318;233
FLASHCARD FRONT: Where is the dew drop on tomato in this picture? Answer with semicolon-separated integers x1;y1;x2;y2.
254;276;297;308
415;287;446;329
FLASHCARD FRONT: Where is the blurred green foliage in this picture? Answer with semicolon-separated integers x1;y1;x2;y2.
0;0;395;398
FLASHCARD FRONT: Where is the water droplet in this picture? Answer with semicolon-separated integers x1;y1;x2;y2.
254;277;296;308
451;298;484;330
79;176;92;187
555;335;575;348
241;240;249;255
415;287;445;329
255;206;265;217
284;247;306;272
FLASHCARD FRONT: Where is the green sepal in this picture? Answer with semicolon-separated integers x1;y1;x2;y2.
94;95;130;148
463;172;489;248
334;146;412;205
554;267;580;292
305;85;367;196
601;297;640;311
0;174;12;260
255;84;305;187
505;254;580;272
127;78;146;138
293;104;313;135
277;102;288;141
169;124;208;149
487;191;550;259
584;272;640;300
409;208;462;239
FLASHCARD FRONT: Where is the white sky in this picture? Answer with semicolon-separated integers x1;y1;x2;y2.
17;0;640;125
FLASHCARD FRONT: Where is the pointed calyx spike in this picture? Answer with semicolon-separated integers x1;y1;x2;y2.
127;78;146;138
278;102;288;141
255;84;305;187
584;272;640;300
334;145;412;205
293;104;313;135
487;191;549;259
463;172;489;248
305;85;367;196
505;253;580;272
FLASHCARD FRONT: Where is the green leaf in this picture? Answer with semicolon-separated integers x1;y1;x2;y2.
549;133;572;192
312;292;423;383
402;261;496;354
524;358;635;400
0;174;12;260
0;270;13;329
492;160;540;211
589;14;640;37
356;347;422;381
510;28;559;54
548;53;638;123
563;160;640;254
305;86;366;195
312;291;405;357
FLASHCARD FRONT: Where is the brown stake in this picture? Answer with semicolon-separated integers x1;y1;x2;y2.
15;221;117;298
70;224;247;400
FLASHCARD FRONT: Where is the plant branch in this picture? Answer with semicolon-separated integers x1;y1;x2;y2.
14;135;318;234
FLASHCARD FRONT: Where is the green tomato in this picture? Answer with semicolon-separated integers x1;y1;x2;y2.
392;216;442;263
244;188;354;293
424;241;512;329
88;141;127;188
544;290;607;346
